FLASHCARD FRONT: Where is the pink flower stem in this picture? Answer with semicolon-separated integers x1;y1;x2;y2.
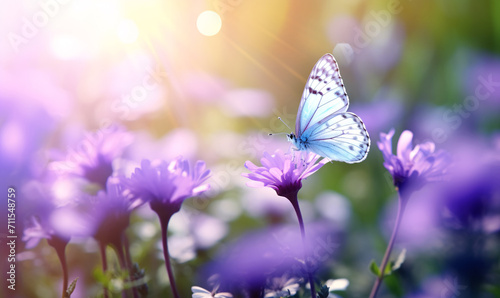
290;193;316;298
47;236;69;298
369;189;408;298
55;245;68;298
158;215;180;298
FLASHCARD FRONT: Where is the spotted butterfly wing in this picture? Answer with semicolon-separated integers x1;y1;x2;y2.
290;54;370;163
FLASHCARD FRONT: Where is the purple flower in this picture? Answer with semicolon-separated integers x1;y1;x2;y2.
371;129;451;297
89;177;135;246
378;129;451;190
125;158;210;218
21;181;71;295
243;150;327;298
50;126;132;189
21;181;71;249
24;177;136;248
206;223;335;295
435;145;500;230
125;157;210;298
22;216;54;249
242;150;326;198
206;225;304;293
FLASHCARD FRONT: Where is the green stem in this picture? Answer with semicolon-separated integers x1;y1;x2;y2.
159;215;180;298
492;0;500;51
123;235;139;298
110;235;127;298
113;239;128;298
99;243;109;298
290;194;316;298
369;190;408;298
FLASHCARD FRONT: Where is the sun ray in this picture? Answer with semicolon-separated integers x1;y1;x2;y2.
222;35;287;89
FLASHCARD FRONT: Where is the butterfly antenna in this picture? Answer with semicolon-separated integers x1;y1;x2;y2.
278;117;292;131
269;117;293;136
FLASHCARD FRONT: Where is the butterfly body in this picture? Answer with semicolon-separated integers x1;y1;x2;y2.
289;54;370;163
286;133;304;149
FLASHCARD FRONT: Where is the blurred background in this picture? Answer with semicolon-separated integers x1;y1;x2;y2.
1;0;499;297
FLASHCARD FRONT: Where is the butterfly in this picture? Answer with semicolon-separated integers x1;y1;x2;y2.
287;54;370;163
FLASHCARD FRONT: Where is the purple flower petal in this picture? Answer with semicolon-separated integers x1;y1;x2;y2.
269;168;284;182
397;130;414;163
242;150;325;198
246;181;266;188
124;157;211;217
378;129;451;189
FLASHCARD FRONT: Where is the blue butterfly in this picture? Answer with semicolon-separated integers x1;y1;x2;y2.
287;54;370;163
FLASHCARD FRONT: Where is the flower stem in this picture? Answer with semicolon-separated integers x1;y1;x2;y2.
159;215;180;298
369;190;408;298
99;243;109;298
113;239;128;298
48;236;69;298
290;195;316;298
56;247;69;298
123;235;139;298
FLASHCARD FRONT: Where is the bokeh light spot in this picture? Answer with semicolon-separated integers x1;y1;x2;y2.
117;19;139;44
1;121;24;158
196;11;222;36
52;179;78;205
50;36;83;60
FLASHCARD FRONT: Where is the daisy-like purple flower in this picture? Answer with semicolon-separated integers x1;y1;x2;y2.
21;182;71;298
378;128;451;191
23;216;71;298
22;217;53;249
125;157;210;298
90;177;141;297
21;181;72;249
370;129;451;298
125;158;211;219
87;177;134;248
243;150;326;198
50;126;133;189
243;150;326;297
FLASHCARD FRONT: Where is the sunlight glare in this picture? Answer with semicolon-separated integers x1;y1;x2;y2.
117;19;139;44
196;11;222;36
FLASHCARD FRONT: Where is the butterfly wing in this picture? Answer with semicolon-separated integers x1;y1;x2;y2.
304;112;370;163
294;54;370;163
295;54;349;136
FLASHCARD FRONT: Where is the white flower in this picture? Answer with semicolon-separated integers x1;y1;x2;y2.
191;286;233;298
307;278;349;298
325;278;349;298
325;278;349;291
265;277;301;298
